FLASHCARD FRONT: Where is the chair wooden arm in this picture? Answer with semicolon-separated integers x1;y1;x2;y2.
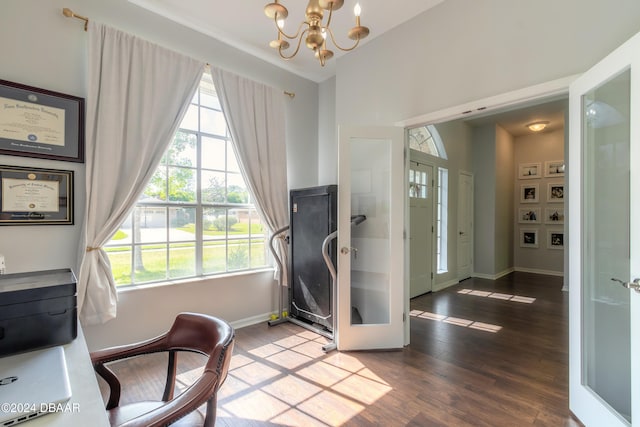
89;312;235;427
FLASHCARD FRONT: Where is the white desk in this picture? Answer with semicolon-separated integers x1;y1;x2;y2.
29;324;109;427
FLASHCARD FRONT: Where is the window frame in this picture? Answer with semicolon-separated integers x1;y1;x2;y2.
104;75;268;287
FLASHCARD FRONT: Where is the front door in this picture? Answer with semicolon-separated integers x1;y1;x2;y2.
569;31;640;425
409;160;434;298
336;126;405;350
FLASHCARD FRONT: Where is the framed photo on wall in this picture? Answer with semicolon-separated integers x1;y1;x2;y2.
544;207;565;224
0;79;85;162
544;160;565;177
518;162;542;179
520;183;539;203
547;182;564;203
520;228;539;248
518;207;541;224
547;230;564;250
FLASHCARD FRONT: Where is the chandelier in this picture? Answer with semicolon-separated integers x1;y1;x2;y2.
264;0;370;66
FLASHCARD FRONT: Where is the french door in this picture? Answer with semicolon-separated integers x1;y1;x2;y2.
336;126;405;350
569;31;640;425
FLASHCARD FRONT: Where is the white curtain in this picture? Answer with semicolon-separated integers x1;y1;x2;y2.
78;22;204;325
209;68;289;286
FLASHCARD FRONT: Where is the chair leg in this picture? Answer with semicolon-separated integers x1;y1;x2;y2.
203;396;217;427
162;350;177;401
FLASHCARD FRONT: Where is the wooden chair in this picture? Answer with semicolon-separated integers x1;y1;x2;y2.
91;312;235;427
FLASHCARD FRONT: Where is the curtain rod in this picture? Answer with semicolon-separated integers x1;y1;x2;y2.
62;8;296;99
62;8;88;31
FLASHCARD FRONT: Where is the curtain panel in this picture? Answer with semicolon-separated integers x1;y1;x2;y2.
209;68;290;287
78;22;204;324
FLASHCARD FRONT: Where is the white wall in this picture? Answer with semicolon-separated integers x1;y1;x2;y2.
333;0;640;128
0;0;318;349
513;129;565;274
318;77;337;185
495;125;515;274
324;0;640;172
472;125;498;276
316;0;640;285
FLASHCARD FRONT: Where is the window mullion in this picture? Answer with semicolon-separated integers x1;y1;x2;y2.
196;133;203;275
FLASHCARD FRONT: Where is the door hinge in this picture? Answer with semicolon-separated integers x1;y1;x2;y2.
403;312;406;322
431;272;434;280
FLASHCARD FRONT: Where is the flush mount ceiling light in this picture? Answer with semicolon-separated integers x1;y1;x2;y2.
264;0;370;67
526;121;550;132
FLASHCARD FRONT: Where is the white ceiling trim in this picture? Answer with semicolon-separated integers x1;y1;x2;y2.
396;74;581;128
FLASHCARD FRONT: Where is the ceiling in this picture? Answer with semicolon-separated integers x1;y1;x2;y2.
127;0;567;132
129;0;445;82
463;97;568;137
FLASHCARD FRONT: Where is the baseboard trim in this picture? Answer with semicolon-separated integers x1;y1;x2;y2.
433;278;459;292
473;268;515;281
229;312;273;330
514;267;564;277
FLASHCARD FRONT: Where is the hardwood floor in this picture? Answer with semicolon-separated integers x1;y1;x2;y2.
97;272;583;426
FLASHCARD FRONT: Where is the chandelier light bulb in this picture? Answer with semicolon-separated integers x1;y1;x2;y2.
354;3;361;16
277;18;284;29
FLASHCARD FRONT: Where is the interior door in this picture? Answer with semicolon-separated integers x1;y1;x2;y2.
336;126;405;350
457;171;473;280
409;160;434;298
569;31;640;426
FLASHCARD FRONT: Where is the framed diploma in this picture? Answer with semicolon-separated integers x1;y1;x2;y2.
0;165;73;225
0;80;84;162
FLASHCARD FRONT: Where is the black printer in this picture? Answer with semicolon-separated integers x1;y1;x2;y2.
0;268;77;357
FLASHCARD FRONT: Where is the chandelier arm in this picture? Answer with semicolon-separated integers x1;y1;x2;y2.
278;28;309;60
326;27;361;52
324;4;334;28
273;14;307;40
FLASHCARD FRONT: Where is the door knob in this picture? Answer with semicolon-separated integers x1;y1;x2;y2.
341;247;358;258
611;277;640;293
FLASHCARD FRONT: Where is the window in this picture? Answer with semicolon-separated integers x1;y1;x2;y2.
408;125;448;159
437;167;448;273
105;74;267;286
408;167;429;199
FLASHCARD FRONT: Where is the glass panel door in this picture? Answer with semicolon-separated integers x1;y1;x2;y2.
569;30;640;426
337;126;405;350
582;69;631;422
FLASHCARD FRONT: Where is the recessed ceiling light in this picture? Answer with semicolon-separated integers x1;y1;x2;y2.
526;121;550;132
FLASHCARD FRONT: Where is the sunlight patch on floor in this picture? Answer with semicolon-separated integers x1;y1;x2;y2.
457;288;536;303
220;329;393;426
410;310;503;333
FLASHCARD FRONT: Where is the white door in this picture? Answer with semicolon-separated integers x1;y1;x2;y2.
409;161;434;298
457;171;473;280
336;126;405;350
569;31;640;425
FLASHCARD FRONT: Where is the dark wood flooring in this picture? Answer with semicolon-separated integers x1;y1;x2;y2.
97;272;583;426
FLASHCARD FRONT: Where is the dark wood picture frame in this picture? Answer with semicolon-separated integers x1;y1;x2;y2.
0;79;84;162
0;165;74;225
